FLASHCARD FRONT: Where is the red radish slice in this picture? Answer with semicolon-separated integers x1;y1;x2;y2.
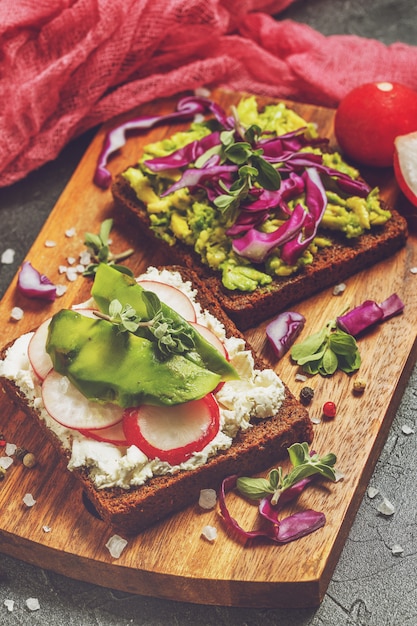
136;279;196;321
79;421;128;446
28;309;100;381
123;394;220;466
28;318;53;381
42;370;124;431
190;322;228;358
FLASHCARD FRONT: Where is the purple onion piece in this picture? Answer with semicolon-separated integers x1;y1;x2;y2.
266;311;306;359
17;261;57;301
379;293;404;320
337;300;384;337
161;163;237;196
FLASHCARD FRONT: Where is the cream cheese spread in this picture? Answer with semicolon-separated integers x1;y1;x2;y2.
0;268;285;490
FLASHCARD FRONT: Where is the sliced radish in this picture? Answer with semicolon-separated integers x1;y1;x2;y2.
122;394;220;465
136;279;196;321
79;421;128;446
42;370;124;431
28;308;100;382
28;317;53;381
190;322;228;358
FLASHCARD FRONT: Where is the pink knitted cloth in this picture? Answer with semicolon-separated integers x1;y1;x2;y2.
2;0;417;187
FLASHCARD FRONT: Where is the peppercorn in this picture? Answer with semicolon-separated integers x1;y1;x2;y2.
322;401;337;419
0;467;6;480
353;378;366;394
15;447;28;461
299;386;315;405
22;453;37;469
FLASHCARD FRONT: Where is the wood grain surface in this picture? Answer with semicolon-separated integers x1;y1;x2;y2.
0;90;416;609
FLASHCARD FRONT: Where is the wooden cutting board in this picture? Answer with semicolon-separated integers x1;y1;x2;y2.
1;90;416;609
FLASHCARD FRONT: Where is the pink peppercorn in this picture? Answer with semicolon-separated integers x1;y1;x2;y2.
322;401;337;418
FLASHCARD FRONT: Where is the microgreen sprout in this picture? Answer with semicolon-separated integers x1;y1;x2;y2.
94;292;196;358
83;219;134;276
290;316;361;376
236;442;337;506
213;117;281;221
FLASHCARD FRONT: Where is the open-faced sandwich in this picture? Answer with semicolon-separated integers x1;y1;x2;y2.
0;263;312;534
111;95;408;329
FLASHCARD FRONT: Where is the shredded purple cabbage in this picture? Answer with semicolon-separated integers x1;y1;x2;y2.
337;293;404;336
144;131;221;172
94;96;231;189
218;474;325;546
17;261;57;301
266;311;306;359
280;167;328;265
232;203;307;263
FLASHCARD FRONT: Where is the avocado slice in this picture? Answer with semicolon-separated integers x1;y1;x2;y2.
91;264;238;382
46;310;223;407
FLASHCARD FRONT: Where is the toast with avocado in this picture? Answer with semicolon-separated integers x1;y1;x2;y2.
0;264;312;535
112;95;408;330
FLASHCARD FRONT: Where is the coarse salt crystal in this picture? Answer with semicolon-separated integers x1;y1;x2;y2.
67;257;76;265
367;486;379;499
65;227;76;237
44;240;56;248
23;493;36;507
79;250;91;265
25;597;40;611
4;599;14;612
311;416;321;425
377;497;395;516
401;424;414;435
201;525;218;542
105;534;128;559
5;442;16;456
199;488;217;509
66;268;78;282
294;373;307;382
75;264;85;274
391;544;404;555
42;525;52;533
56;284;68;297
10;306;24;321
0;457;13;470
58;265;68;274
334;470;345;482
409;267;417;274
1;248;15;264
332;282;346;296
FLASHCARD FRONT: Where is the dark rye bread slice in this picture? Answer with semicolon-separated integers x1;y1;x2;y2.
113;173;408;330
0;265;312;536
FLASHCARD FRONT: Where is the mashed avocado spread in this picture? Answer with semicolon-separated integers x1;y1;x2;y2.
123;97;391;293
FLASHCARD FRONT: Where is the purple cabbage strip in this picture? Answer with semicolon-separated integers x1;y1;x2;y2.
161;163;237;196
337;293;404;336
232;203;307;263
379;293;404;320
266;311;306;359
144;131;221;172
17;261;57;301
219;474;325;546
94;96;230;189
280;167;328;265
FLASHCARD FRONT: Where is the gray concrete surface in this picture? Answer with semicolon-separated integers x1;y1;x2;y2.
1;1;417;623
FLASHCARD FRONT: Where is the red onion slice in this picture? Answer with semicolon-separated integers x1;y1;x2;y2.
266;311;305;359
17;261;57;301
379;293;404;320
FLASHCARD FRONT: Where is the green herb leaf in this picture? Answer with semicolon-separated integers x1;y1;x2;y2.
83;219;134;277
236;477;274;501
236;442;338;506
291;317;361;377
